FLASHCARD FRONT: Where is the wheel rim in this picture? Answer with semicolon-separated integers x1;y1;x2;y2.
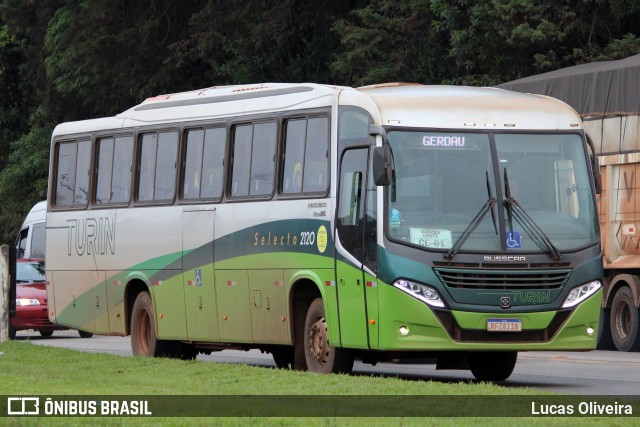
307;316;329;367
135;308;151;354
615;301;631;340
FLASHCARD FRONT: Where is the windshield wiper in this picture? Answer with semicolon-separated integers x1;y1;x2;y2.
503;168;562;261
446;172;497;260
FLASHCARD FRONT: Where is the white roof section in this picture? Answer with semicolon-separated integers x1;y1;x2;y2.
23;200;46;226
52;82;582;137
52;83;345;137
117;83;344;123
356;83;582;130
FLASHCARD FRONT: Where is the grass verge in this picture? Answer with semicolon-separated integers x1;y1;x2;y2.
0;340;635;426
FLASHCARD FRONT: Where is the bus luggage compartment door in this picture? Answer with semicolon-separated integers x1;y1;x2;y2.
182;206;219;342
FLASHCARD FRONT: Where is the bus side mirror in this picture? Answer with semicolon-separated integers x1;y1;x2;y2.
373;146;392;186
585;134;601;194
369;125;392;187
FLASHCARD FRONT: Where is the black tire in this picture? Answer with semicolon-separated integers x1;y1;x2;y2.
597;308;615;350
39;330;54;338
302;298;353;374
8;322;16;339
78;330;94;339
468;351;518;382
130;291;172;357
172;342;198;360
271;346;295;369
610;286;640;352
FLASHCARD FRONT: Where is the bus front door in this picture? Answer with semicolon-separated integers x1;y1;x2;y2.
336;147;370;349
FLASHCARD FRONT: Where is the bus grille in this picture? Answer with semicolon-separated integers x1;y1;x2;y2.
434;309;572;343
434;268;571;290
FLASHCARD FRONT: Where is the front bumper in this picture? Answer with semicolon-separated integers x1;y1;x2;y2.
11;306;68;331
377;285;602;351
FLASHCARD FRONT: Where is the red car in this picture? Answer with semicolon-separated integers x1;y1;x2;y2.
10;259;92;339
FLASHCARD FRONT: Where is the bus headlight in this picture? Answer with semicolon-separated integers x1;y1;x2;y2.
393;279;445;308
562;280;602;308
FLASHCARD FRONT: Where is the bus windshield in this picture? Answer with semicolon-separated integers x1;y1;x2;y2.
387;131;598;253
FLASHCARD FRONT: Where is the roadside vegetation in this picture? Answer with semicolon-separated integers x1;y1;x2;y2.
1;1;640;243
0;340;634;426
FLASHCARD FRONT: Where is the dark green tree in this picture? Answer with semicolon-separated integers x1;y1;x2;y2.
0;0;639;244
170;0;358;85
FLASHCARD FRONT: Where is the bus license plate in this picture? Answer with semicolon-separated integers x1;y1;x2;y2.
487;318;522;332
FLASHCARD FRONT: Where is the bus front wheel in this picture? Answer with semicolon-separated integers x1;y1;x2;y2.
131;291;171;357
303;298;353;374
468;351;517;382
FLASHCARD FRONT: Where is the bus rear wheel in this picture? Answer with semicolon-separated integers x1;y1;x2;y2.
610;286;640;352
131;291;171;357
78;330;93;338
303;298;353;374
468;351;517;382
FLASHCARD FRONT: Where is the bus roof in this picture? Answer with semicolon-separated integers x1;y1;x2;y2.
52;83;582;137
356;83;582;130
116;83;344;124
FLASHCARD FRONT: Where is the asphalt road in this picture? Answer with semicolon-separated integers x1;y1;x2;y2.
14;330;640;395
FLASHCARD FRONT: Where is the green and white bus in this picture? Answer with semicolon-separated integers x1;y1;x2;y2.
46;83;603;381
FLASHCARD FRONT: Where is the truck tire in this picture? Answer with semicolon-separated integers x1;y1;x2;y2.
610;286;640;352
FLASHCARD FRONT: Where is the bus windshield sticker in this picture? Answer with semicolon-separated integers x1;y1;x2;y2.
410;228;452;249
506;231;522;249
422;135;465;147
390;208;401;227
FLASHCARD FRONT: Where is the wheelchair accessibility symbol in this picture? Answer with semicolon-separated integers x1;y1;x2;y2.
506;232;522;249
195;269;203;286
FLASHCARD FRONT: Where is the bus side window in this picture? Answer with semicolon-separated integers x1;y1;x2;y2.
282;119;306;194
184;127;226;200
282;116;329;195
231;122;276;198
303;117;329;193
138;131;178;202
55;139;91;207
112;136;134;203
96;135;133;205
250;122;276;196
96;137;115;204
231;125;253;197
339;171;362;226
338;170;363;260
183;129;205;199
155;132;179;200
201;128;226;198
